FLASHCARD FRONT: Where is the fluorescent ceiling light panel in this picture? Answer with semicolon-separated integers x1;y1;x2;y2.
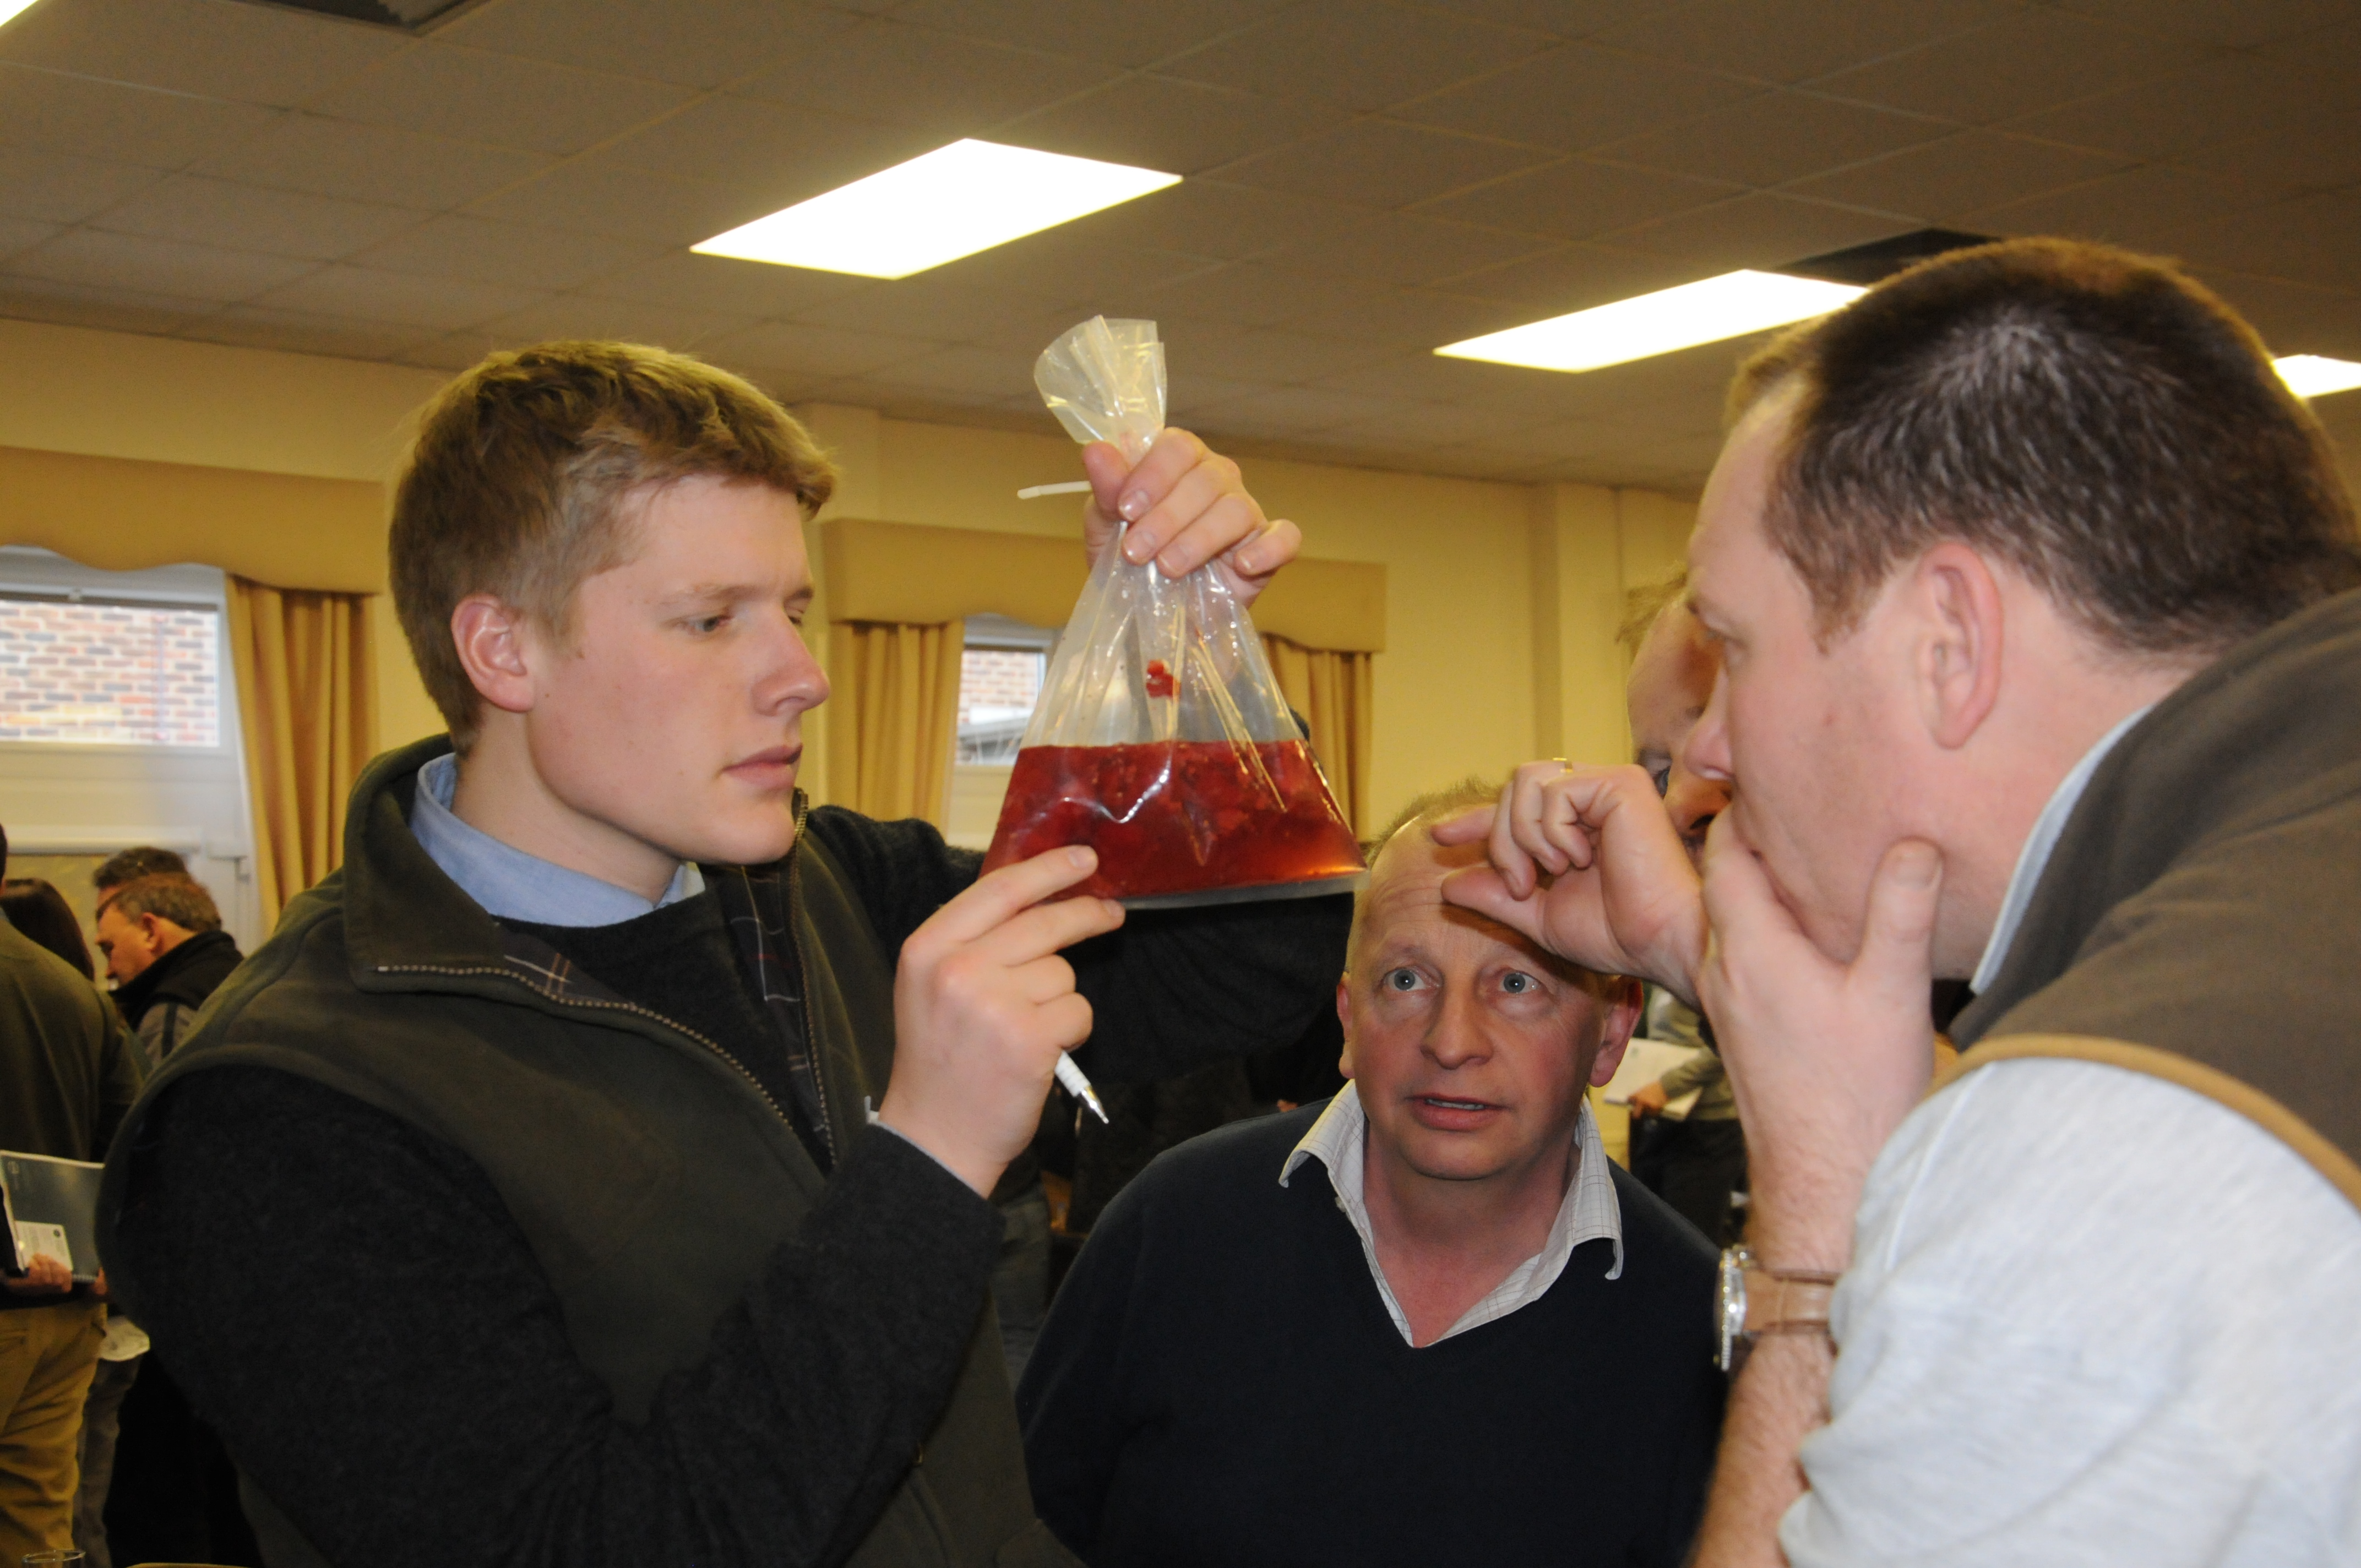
693;140;1180;279
0;0;41;24
2275;355;2361;400
1437;270;1868;373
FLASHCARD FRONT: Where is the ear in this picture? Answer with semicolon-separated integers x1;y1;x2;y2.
1910;543;2006;751
1586;976;1645;1087
451;594;540;718
1335;976;1354;1080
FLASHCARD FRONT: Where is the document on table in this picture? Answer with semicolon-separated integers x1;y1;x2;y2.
1600;1038;1709;1120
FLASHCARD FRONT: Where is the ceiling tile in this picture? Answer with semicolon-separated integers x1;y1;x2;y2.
0;62;280;169
1221;120;1558;208
0;274;219;335
192;114;554;211
1189;384;1406;437
2000;54;2343;163
178;303;435;361
1607;192;1912;270
303;43;699;157
0;144;166;225
994;74;1352;176
348;214;665;290
2182;122;2361;204
1395;42;1762;154
1319;396;1564;446
438;0;862;88
1965;165;2282;252
2256;14;2361;75
1047;179;1375;262
1409;0;1652;39
1810;10;2213;126
1264;210;1562;289
886;0;1290;71
856;344;1041;399
465;159;773;246
0;215;60;259
572;250;873;317
600;96;939;209
699;318;949;379
1161;371;1275;418
2162;192;2361;294
1593;0;2016;86
734;21;1120;134
0;0;405;108
1281;283;1541;348
1306;347;1579;411
1127;260;1399;330
1413;156;1740;241
93;175;425;260
934;229;1223;308
789;276;1077;338
1783;130;2132;222
4;228;318;301
474;293;758;350
1421;241;1709;309
250;263;553;330
1156;320;1413;383
2051;0;2355;50
1591;90;1951;189
391;330;507;372
2191;269;2361;360
1158;1;1556;112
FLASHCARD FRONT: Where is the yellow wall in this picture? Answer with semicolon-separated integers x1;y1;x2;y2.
0;323;1697;818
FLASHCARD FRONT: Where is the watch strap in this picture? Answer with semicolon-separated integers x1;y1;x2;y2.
1742;1267;1840;1338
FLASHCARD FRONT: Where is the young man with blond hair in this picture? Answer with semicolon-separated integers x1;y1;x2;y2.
99;342;1348;1568
1018;781;1722;1568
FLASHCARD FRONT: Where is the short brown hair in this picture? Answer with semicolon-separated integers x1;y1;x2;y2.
1732;238;2361;654
95;845;188;897
1617;567;1690;657
390;341;839;749
106;873;221;934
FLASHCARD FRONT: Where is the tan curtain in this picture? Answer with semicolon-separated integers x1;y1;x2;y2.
828;619;965;826
1263;634;1375;836
227;577;378;928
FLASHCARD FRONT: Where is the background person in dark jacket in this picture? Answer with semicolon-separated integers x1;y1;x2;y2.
1020;782;1723;1568
98;342;1346;1568
93;875;242;1072
0;824;143;1564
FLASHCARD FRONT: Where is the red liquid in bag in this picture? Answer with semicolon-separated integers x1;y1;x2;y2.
981;739;1365;902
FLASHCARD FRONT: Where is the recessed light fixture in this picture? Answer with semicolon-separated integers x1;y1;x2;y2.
693;139;1180;280
1435;270;1867;373
2275;354;2361;400
0;0;42;24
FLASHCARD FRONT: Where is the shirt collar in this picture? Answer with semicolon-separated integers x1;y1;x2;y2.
1280;1082;1623;1347
409;752;705;928
1969;703;2155;994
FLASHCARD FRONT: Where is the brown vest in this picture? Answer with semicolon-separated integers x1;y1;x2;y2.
1949;587;2361;1212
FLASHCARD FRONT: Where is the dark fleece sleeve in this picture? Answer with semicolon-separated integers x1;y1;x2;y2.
117;1064;1004;1568
1014;1166;1152;1560
804;807;1353;1086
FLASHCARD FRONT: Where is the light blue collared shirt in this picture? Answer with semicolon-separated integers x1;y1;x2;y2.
408;753;705;928
1968;704;2156;994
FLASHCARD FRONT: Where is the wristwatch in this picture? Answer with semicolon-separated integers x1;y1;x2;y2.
1717;1244;1840;1373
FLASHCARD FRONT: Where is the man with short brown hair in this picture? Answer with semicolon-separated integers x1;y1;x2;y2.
1446;239;2361;1566
93;875;240;1071
100;341;1348;1568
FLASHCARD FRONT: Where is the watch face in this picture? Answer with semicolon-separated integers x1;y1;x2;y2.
1717;1246;1750;1372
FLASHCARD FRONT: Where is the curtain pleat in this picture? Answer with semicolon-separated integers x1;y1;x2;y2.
227;576;377;929
1261;634;1374;836
827;619;965;826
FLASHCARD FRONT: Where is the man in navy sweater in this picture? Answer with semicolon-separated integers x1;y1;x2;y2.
1019;781;1724;1568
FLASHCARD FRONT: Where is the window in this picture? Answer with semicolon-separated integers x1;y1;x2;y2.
946;614;1056;848
0;592;222;746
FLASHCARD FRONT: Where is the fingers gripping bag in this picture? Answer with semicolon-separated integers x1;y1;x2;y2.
981;317;1367;908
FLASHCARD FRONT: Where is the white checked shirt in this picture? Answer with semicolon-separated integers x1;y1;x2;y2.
1279;1082;1624;1346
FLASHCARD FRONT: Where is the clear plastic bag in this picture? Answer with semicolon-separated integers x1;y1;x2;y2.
981;318;1365;908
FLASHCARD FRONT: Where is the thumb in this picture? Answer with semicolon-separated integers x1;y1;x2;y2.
1852;839;1942;995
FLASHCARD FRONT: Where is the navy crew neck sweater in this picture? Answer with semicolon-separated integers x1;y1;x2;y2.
1018;1104;1724;1568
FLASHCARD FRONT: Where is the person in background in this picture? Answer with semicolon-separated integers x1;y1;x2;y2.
1443;239;2361;1566
0;825;144;1563
1019;781;1723;1568
0;879;150;1568
93;876;242;1072
1614;573;1747;1246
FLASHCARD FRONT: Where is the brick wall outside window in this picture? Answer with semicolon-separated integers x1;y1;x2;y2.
0;597;221;746
958;647;1043;726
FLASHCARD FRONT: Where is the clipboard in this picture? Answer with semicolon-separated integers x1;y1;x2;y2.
2;1150;106;1284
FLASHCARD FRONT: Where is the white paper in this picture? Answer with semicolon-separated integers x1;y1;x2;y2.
1601;1037;1707;1120
12;1219;70;1273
